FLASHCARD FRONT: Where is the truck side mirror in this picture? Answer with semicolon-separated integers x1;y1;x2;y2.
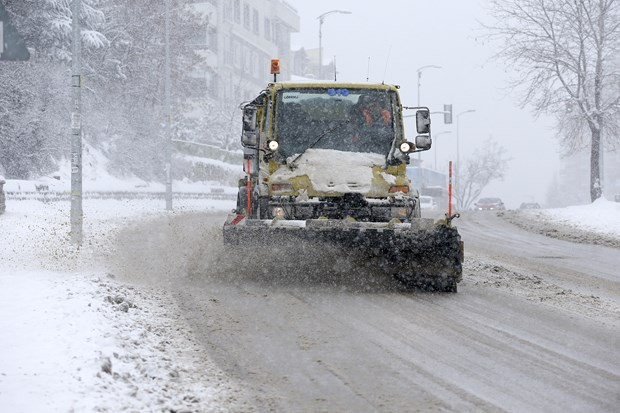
416;109;431;134
241;105;258;147
415;135;432;150
243;105;257;131
242;131;258;148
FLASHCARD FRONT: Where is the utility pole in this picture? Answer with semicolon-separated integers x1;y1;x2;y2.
70;0;83;244
164;0;172;210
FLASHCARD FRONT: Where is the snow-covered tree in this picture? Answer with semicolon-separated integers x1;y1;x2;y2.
486;0;620;202
0;0;106;178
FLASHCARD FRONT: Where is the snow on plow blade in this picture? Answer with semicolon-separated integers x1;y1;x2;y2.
223;216;463;292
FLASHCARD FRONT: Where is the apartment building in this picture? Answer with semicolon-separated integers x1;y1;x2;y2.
189;0;300;103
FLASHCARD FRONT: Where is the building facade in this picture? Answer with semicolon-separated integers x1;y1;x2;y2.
189;0;300;103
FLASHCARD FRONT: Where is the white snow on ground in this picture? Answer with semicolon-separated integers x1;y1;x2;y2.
1;175;618;412
3;143;240;194
0;197;245;412
520;197;620;239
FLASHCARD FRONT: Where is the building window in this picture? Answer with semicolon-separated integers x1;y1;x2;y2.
224;1;232;20
223;35;232;64
208;27;218;52
243;46;251;72
264;18;271;41
251;52;259;79
252;9;259;35
233;40;241;68
234;0;240;23
243;3;250;30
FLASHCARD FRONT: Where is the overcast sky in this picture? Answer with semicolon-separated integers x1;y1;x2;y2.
287;0;561;208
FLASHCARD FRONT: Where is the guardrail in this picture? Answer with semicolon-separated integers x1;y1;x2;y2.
6;190;237;203
172;139;243;165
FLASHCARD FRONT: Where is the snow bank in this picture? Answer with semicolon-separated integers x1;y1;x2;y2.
535;198;620;238
3;143;239;194
0;198;243;412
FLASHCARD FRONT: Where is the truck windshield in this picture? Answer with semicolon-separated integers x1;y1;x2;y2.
275;88;399;158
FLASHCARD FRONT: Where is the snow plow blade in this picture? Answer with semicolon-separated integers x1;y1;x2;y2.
223;215;463;292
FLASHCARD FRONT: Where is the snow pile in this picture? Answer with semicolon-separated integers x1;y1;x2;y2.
3;143;239;194
502;197;620;247
0;198;245;412
540;197;620;236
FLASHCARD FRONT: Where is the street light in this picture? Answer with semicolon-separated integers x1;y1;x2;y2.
456;109;476;208
318;10;352;79
416;65;441;106
416;65;440;163
433;131;452;170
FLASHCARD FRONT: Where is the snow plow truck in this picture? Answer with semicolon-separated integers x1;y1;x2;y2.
223;80;463;292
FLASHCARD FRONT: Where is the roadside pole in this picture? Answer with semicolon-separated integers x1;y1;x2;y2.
70;0;83;244
164;0;173;210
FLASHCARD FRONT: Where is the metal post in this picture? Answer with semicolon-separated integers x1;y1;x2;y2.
417;71;421;107
599;140;604;194
70;0;82;245
448;161;453;217
318;17;323;79
317;11;351;80
164;0;172;210
456;117;460;194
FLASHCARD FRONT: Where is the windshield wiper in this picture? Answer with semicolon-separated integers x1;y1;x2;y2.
288;121;348;168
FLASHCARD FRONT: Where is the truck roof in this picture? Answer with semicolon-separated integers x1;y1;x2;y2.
268;82;400;92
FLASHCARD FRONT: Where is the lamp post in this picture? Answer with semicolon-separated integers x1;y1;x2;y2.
416;65;440;163
455;109;476;208
318;10;351;79
433;131;452;170
416;65;441;107
70;0;82;245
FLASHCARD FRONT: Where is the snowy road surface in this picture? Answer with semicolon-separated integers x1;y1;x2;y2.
112;212;620;413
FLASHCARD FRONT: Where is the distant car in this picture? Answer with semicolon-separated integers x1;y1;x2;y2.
419;195;438;211
615;194;620;203
474;197;506;211
0;176;5;215
519;202;541;209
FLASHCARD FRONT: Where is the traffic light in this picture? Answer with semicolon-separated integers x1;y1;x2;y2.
566;101;573;113
444;104;453;124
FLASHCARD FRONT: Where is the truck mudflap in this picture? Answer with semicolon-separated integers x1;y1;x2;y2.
223;215;463;292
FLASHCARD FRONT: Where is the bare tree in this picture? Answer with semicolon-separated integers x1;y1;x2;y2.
486;0;620;202
455;139;510;211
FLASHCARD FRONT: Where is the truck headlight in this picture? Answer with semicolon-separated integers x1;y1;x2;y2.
399;141;413;153
272;207;285;218
268;140;279;151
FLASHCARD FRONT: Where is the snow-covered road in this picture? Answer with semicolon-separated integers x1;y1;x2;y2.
1;198;618;412
111;211;620;412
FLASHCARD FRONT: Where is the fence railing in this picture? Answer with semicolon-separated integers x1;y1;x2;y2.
6;190;236;203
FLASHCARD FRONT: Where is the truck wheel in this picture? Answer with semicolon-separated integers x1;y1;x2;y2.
256;197;269;219
236;190;247;214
